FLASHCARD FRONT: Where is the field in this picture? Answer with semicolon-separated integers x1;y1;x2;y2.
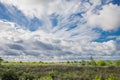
0;60;120;80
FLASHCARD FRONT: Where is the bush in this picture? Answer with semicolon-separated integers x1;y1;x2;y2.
89;56;97;66
94;75;106;80
94;75;101;80
81;60;86;66
97;60;106;66
40;76;53;80
1;70;19;80
21;72;35;80
0;57;3;66
107;74;118;80
114;60;120;66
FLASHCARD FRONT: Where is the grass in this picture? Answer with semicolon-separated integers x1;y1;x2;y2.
0;60;120;80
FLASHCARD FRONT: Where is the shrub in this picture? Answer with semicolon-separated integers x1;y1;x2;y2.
1;70;19;80
107;75;118;80
81;60;86;66
67;61;70;64
94;75;101;80
40;76;53;80
97;60;106;66
89;56;97;66
94;75;106;80
0;57;3;66
21;72;35;80
114;60;120;66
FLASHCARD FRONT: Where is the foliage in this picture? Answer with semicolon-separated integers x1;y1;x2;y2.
97;60;106;66
94;75;102;80
107;74;119;80
1;69;19;80
0;60;120;80
40;76;53;80
94;75;119;80
20;72;35;80
81;60;86;66
114;60;120;66
89;56;97;66
0;57;3;65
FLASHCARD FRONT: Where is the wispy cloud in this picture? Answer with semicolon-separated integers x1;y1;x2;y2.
0;20;119;61
0;0;120;61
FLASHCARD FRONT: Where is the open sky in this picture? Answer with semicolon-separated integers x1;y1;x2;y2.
0;0;120;62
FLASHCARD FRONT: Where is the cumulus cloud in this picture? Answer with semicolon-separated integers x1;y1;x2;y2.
0;0;55;18
0;0;120;61
1;0;119;31
0;20;118;61
87;4;120;31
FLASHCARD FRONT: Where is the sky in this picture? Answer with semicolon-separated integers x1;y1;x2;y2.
0;0;120;62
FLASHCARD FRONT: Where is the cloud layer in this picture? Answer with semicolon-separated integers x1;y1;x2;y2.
0;0;120;61
87;4;120;31
0;20;119;61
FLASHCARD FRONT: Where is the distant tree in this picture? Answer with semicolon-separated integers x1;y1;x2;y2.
19;61;23;63
74;61;78;63
0;57;3;65
89;56;96;66
81;60;86;66
39;61;43;63
97;60;106;66
67;61;70;64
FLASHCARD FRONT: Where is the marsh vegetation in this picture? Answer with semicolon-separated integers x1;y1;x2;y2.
0;57;120;80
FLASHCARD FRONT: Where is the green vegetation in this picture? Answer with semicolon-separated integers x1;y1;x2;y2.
0;57;3;66
1;69;19;80
0;57;120;80
97;60;106;66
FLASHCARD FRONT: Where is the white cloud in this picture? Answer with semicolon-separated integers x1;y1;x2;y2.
0;0;55;18
0;20;118;61
0;0;98;18
1;0;119;31
1;0;81;18
0;0;120;61
87;4;120;31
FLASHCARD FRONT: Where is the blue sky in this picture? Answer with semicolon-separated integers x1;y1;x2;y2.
0;0;120;61
112;0;120;5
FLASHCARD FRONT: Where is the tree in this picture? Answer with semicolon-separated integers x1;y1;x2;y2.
97;60;106;66
81;60;86;66
0;57;3;65
89;56;96;66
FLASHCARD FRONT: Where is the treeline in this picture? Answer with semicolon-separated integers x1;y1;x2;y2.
66;57;120;66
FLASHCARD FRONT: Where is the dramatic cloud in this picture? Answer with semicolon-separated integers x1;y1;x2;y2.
0;20;119;61
0;0;120;61
87;4;120;31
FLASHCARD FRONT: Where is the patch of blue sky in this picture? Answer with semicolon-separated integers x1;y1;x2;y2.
66;25;77;31
0;3;42;31
112;0;120;6
91;0;113;14
49;14;58;27
93;28;120;42
49;12;83;32
27;17;43;31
